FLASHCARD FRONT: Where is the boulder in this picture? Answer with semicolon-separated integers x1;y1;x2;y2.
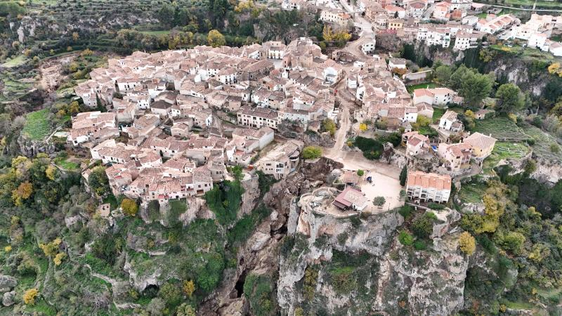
0;275;17;292
2;291;15;307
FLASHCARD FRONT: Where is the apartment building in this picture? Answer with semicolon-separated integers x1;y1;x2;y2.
406;171;452;203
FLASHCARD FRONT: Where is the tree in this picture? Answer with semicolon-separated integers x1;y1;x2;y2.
12;181;33;206
357;169;364;176
412;212;436;239
458;232;476;255
23;288;38;305
72;32;79;42
207;30;226;47
373;196;386;207
495;83;525;113
158;282;182;307
88;166;110;197
45;165;57;181
434;65;452;84
399;165;408;186
449;65;472;90
359;123;368;132
322;118;336;136
183;280;195;298
121;199;139;217
158;4;175;27
54;252;66;266
302;146;322;160
460;73;493;107
177;303;197;316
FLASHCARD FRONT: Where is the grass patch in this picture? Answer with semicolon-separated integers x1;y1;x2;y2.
473;116;528;142
458;181;487;204
2;55;27;68
483;142;530;173
521;124;562;163
406;82;438;94
22;109;52;141
432;107;446;123
54;157;80;170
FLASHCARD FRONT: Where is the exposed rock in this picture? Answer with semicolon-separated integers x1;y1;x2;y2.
0;275;17;292
2;291;15;307
239;173;260;217
374;234;469;316
218;298;247;316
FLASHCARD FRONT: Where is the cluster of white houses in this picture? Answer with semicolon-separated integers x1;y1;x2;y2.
281;0;562;55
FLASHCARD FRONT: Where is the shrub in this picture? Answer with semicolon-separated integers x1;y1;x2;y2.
398;204;414;219
398;230;414;246
357;169;364;176
302;146;323;160
428;203;445;210
413;240;427;251
458;232;476;255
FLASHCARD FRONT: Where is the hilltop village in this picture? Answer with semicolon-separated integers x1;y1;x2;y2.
70;37;499;212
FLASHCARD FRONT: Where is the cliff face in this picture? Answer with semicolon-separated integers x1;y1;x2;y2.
276;201;475;316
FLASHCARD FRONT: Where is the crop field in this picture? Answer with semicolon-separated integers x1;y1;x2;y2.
473;116;529;142
522;125;562;163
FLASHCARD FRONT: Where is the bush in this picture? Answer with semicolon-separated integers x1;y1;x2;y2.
459;232;476;255
357;169;364;176
412;212;436;239
413;240;427;251
398;204;414;219
428;203;445;210
302;146;322;160
354;136;383;160
398;230;414;246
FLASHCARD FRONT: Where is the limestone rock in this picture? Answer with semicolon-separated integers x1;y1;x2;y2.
0;275;17;292
2;291;15;307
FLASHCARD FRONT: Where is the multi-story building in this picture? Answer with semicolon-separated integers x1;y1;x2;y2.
257;139;303;179
237;106;279;129
406;171;452;203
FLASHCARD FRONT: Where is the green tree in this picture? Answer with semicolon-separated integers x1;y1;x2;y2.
158;4;175;27
412;212;437;239
460;73;494;107
495;83;525;113
357;169;364;176
88;166;110;197
449;65;472;90
373;196;386;207
158;282;182;307
322;118;336;136
207;29;226;47
302;146;322;160
434;65;452;84
399;165;408;186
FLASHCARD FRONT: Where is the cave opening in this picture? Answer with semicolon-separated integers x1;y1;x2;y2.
234;270;248;298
